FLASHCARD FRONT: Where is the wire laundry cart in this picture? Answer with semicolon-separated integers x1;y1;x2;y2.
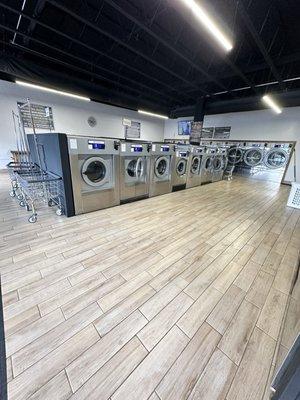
7;99;64;223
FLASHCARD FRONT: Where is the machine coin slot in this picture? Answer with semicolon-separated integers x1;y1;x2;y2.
114;141;120;151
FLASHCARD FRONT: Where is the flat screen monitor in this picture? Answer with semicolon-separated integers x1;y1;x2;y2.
178;120;192;135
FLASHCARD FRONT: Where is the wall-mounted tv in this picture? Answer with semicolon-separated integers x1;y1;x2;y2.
178;120;192;135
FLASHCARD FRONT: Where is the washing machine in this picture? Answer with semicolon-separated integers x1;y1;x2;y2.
171;145;191;191
263;146;289;169
186;146;204;188
149;143;175;197
67;136;120;215
200;146;216;184
212;147;228;182
119;141;151;202
227;145;244;165
243;145;265;167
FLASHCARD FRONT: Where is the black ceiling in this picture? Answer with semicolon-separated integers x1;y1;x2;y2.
0;0;300;116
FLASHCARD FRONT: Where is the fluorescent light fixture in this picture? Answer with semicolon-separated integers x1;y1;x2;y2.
262;95;282;114
138;109;169;119
180;0;233;51
15;80;90;101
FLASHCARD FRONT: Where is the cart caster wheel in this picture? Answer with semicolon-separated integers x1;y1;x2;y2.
56;209;63;216
19;200;25;207
48;200;54;207
28;215;37;223
17;194;23;200
10;191;16;197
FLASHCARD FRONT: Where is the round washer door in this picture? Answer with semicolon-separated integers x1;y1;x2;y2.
213;156;222;171
204;156;213;170
227;147;244;164
176;158;187;176
244;148;264;166
264;148;288;169
81;157;108;187
191;156;200;174
155;156;169;179
126;157;145;179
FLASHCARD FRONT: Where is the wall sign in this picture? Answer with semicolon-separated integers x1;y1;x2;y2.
125;121;141;139
178;120;192;135
201;126;231;139
18;102;54;130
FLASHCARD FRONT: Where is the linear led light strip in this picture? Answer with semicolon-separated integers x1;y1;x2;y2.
138;110;169;119
262;95;282;114
15;80;90;101
180;0;233;52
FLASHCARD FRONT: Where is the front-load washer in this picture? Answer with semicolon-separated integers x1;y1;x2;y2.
171;145;190;191
212;147;228;182
243;146;265;167
263;147;289;169
67;136;120;215
186;146;204;188
119;141;151;202
227;146;244;166
149;143;175;197
200;147;216;184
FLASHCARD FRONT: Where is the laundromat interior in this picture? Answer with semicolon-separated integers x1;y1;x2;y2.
0;1;300;400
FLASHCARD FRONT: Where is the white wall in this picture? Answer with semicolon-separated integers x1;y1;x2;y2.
0;80;164;168
164;108;300;182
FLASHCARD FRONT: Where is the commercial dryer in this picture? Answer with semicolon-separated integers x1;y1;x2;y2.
212;147;228;182
200;146;216;184
149;143;175;197
67;136;120;215
119;141;151;202
171;145;191;191
186;146;204;188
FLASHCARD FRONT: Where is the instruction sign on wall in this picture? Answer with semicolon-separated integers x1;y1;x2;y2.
125;121;141;139
18;102;55;130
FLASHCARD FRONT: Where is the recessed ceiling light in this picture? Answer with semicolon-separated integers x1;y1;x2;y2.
15;80;90;101
138;110;169;119
262;95;282;114
180;0;233;52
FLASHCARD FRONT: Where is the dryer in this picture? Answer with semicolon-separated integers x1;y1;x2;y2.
212;147;228;182
186;146;204;188
171;145;191;191
243;145;265;167
201;146;216;184
67;136;120;215
119;141;151;203
149;143;175;197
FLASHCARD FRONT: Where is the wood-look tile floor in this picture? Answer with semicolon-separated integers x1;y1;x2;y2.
0;171;299;400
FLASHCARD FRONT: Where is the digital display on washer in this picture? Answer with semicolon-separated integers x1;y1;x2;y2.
131;145;143;152
179;152;188;157
161;145;170;152
88;140;105;150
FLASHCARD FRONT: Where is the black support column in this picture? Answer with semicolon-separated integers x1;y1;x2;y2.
190;97;206;145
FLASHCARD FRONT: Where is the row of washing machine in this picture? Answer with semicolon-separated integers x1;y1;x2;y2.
30;134;228;216
226;143;291;169
70;136;230;215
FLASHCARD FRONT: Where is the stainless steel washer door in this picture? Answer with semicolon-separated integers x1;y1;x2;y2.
176;158;187;176
126;157;145;180
204;156;213;171
213;156;223;171
264;149;288;169
81;156;109;187
244;148;264;166
155;156;169;179
191;156;200;174
227;147;244;164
